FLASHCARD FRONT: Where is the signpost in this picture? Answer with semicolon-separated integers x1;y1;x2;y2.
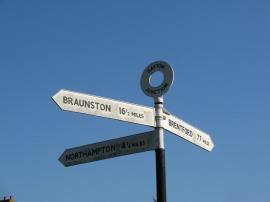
52;60;214;202
140;61;175;202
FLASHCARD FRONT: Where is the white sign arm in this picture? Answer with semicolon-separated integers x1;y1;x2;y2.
163;110;214;151
52;89;155;127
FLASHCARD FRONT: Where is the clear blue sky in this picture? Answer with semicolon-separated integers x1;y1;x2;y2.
1;1;269;202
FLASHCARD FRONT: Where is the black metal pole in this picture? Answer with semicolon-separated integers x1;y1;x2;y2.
156;147;166;202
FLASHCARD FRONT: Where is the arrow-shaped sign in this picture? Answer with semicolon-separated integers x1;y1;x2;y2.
59;130;159;167
163;110;214;151
52;89;155;127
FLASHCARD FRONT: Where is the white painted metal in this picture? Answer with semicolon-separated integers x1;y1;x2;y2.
59;131;159;167
163;111;214;151
52;89;155;127
154;97;165;149
141;61;174;99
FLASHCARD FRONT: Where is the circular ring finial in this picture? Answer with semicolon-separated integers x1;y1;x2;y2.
140;61;174;99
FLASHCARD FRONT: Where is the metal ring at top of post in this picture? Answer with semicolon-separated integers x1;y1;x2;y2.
141;61;174;102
